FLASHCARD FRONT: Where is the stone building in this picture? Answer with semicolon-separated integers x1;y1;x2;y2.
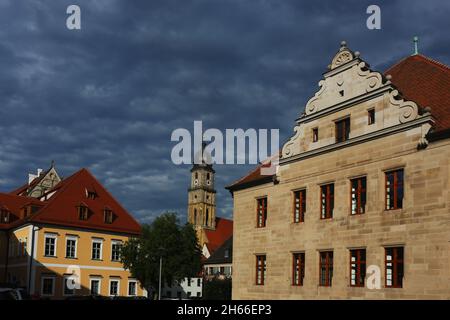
227;41;450;299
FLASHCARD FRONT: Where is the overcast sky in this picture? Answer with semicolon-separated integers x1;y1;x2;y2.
0;0;448;224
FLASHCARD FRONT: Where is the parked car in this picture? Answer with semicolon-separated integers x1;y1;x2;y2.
0;287;30;300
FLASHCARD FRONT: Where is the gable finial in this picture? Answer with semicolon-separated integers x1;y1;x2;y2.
413;36;419;55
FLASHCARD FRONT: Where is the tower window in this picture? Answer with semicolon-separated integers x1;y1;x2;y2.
0;209;10;224
335;117;350;143
207;173;210;180
206;209;209;226
368;108;375;125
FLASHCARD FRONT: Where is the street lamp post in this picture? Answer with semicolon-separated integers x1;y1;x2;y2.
158;255;162;300
157;246;164;300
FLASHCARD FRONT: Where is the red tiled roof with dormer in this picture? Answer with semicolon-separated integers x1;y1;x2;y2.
0;168;141;235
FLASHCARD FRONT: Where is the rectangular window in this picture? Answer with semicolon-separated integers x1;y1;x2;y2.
128;281;137;296
350;249;366;287
109;280;119;296
319;251;333;287
312;128;319;142
385;247;404;288
66;237;77;259
111;241;122;262
92;239;103;260
256;255;266;285
78;205;89;220
104;209;114;224
320;184;334;219
90;279;100;295
256;197;267;228
368;108;375;125
44;234;57;257
41;277;55;296
292;252;305;286
63;276;75;296
197;279;201;287
385;169;404;210
293;190;306;223
351;177;367;215
335;117;350;143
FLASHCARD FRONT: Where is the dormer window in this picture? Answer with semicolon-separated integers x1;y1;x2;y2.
86;189;98;200
104;209;114;224
0;209;10;224
78;205;89;220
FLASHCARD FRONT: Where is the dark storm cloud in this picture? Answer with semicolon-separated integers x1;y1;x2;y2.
0;0;448;223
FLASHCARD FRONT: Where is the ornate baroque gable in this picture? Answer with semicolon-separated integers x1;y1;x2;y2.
281;41;433;160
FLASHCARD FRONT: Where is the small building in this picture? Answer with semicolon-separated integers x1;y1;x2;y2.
204;236;232;280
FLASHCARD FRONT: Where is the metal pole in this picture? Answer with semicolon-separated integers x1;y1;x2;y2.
158;256;162;300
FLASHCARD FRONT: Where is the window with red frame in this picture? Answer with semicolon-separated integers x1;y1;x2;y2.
256;255;266;285
293;190;306;223
385;169;404;210
385;247;404;288
256;197;267;228
320;184;334;219
335;117;350;143
350;249;366;287
350;177;366;215
319;251;333;286
292;252;305;286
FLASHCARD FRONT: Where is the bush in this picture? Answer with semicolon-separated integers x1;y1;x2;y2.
202;278;232;300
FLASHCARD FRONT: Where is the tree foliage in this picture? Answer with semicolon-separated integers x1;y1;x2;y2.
121;212;202;298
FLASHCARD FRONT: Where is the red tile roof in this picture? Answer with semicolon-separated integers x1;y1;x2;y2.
204;217;233;255
1;168;141;235
386;54;450;132
227;54;450;192
0;193;43;230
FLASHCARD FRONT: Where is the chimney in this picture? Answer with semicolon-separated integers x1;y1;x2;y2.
28;168;43;184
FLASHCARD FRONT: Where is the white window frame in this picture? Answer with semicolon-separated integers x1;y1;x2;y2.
109;279;120;297
62;275;76;296
65;236;78;259
44;233;57;257
91;238;103;260
127;280;137;296
111;240;123;262
90;277;102;296
41;276;55;296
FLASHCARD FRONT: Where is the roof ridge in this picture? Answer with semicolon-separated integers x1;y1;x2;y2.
385;54;450;75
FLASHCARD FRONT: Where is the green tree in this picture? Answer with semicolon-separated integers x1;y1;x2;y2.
121;212;202;299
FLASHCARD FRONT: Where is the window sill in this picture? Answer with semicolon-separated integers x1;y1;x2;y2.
92;259;103;261
65;257;78;260
44;255;57;258
384;208;404;214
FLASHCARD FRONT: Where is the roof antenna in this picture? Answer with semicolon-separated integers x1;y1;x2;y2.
413;36;419;55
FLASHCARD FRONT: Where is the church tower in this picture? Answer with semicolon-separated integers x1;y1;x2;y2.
188;145;216;245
